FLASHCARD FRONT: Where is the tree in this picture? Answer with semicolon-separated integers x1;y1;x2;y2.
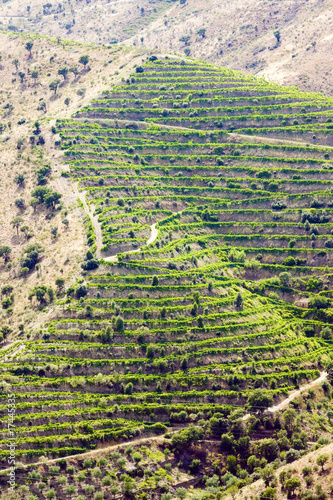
55;277;65;291
115;316;124;332
14;173;25;185
316;454;329;472
175;488;187;499
15;198;25;210
30;197;39;212
261;488;277;500
285;477;301;496
31;70;39;84
18;71;25;84
0;246;12;263
25;41;34;58
321;327;332;340
261;467;275;487
273;30;281;44
171;425;204;452
309;294;330;309
124;382;133;395
12;58;19;71
235;292;243;309
152;276;159;286
64;97;70;106
180;358;188;370
69;66;79;77
49;79;61;94
58;66;68;80
79;55;89;67
29;285;48;304
44;191;62;209
75;285;87;299
226;455;237;473
279;272;291;287
283;409;297;435
21;243;44;271
11;216;24;235
197;316;204;328
179;35;191;45
197;28;206;38
247;389;273;414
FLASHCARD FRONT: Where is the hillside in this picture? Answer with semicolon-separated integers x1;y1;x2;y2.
0;32;140;334
0;0;332;95
0;53;333;499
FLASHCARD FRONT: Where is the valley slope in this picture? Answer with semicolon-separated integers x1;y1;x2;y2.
1;54;333;500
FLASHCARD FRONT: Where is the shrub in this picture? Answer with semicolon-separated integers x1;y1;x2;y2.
285;448;301;463
309;295;330;309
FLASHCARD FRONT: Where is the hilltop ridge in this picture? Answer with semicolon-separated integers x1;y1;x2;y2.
0;0;331;95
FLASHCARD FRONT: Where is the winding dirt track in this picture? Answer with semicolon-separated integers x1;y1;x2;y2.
73;182;103;256
242;370;328;421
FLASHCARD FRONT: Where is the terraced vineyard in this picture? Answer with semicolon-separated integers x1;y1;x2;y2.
1;57;333;498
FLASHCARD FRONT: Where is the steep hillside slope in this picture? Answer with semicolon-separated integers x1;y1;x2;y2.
1;56;333;500
0;32;139;334
129;0;333;96
0;0;331;95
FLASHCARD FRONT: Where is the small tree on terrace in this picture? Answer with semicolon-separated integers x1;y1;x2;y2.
175;488;187;499
79;55;89;67
285;477;301;497
283;409;297;435
115;316;124;332
18;72;25;84
197;28;206;38
31;70;39;84
0;246;11;263
11;216;24;235
55;277;65;292
12;58;19;71
58;66;68;80
14;173;25;186
316;454;329;472
44;191;62;209
235;292;243;309
274;30;281;45
25;41;34;58
29;285;48;304
279;271;291;287
49;79;60;94
152;276;159;286
179;35;191;46
261;467;275;487
69;65;79;77
247;389;273;414
309;294;330;309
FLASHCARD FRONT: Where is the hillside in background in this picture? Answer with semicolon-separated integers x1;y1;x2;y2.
0;0;332;95
0;51;333;499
